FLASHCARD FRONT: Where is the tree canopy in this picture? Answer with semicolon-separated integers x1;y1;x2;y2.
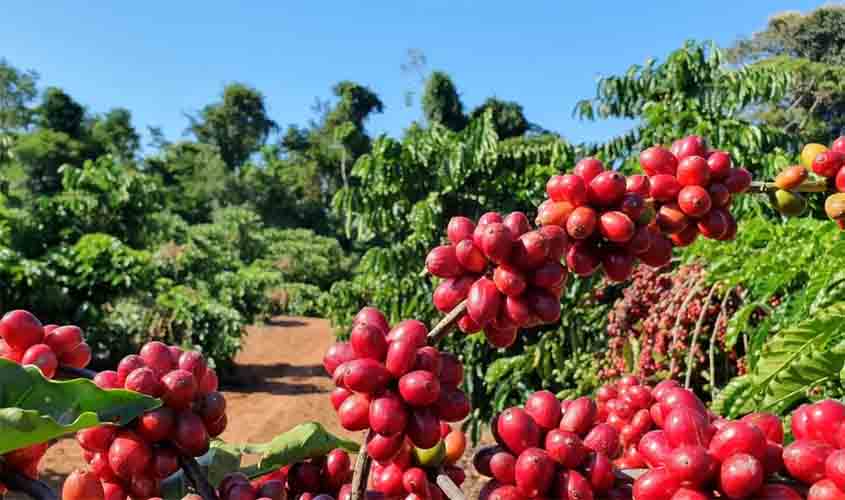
422;71;466;132
189;83;277;170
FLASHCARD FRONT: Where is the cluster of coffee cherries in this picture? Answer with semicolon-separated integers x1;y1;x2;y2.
781;400;845;499
783;138;845;229
0;310;95;495
475;387;626;499
76;341;225;500
475;375;837;499
0;309;93;378
217;448;352;500
534;136;749;284
427;212;567;348
368;422;466;499
324;307;470;448
641;136;749;248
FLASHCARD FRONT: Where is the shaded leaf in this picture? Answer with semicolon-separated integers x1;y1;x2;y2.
0;359;159;453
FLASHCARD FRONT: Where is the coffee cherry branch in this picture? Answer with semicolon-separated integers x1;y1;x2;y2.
54;363;221;500
685;283;719;389
179;454;220;500
748;179;830;193
0;460;57;500
435;467;466;500
349;431;372;500
426;300;468;344
345;300;472;500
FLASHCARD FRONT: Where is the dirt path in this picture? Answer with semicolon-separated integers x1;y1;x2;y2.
34;316;356;494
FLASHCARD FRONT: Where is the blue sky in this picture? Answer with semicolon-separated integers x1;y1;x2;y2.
1;1;826;147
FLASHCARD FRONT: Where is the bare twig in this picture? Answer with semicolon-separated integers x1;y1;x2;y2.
747;179;830;194
668;279;705;376
709;288;735;401
0;463;57;500
350;430;373;500
436;472;466;500
427;300;468;344
179;455;220;500
685;284;719;389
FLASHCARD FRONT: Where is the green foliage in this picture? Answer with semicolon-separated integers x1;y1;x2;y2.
91;108;140;161
470;98;529;139
685;215;845;416
152;285;245;371
12;128;86;193
275;283;324;316
422;71;466;132
713;303;845;418
48;233;153;306
0;358;159;453
261;228;351;289
38;87;85;137
0;58;38;132
189;83;277;171
730;6;845;144
214;263;285;320
144;141;228;223
731;6;845;66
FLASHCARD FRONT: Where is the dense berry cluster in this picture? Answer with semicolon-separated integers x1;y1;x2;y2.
0;309;94;496
76;341;225;500
535;136;749;286
602;264;741;383
427;211;566;348
367;423;466;499
642;137;748;246
216;448;351;500
475;376;845;499
783;400;845;499
0;309;93;378
324;306;471;499
476;386;623;499
324;306;470;447
788;138;845;229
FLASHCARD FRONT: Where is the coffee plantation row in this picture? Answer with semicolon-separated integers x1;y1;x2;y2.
4;132;845;500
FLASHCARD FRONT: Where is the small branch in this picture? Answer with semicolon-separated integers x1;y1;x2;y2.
56;366;97;380
435;472;465;500
668;279;705;376
0;463;58;500
747;179;830;194
350;430;373;500
685;284;719;389
179;455;219;500
427;300;468;344
709;288;735;401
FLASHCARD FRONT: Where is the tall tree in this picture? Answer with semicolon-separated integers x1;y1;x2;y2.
38;87;85;137
470;97;528;139
0;59;39;132
189;83;276;171
730;6;845;142
422;71;466;131
91;108;140;161
731;6;845;65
